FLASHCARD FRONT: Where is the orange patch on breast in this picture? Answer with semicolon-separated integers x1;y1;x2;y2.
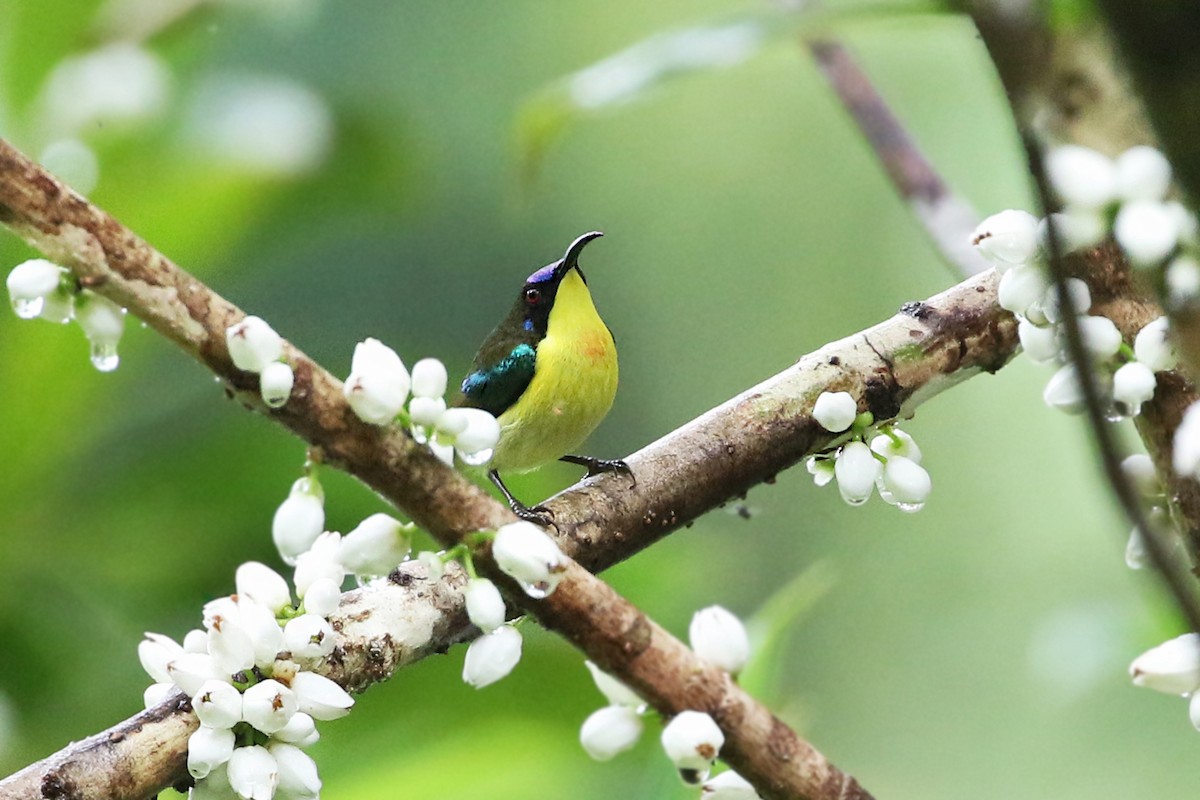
578;330;612;364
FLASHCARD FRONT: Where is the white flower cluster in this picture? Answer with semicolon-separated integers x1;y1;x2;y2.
577;605;756;794
139;562;353;800
225;316;295;409
6;258;126;371
804;391;931;511
342;339;500;466
1129;633;1200;730
971;211;1177;419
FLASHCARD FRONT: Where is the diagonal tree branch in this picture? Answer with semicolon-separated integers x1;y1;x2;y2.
0;135;1018;799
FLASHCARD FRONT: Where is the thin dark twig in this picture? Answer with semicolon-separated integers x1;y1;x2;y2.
1024;136;1200;631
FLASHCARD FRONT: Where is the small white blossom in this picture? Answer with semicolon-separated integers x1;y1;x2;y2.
344;337;410;424
811;391;857;433
166;652;222;696
339;513;411;578
236;562;292;614
1115;146;1172;202
1041;278;1092;323
805;456;835;487
227;745;278;800
259;361;294;409
661;710;725;781
7;258;64;318
408;395;447;427
272;712;320;748
1043;364;1086;415
1134;317;1176;372
869;429;922;463
139;632;184;684
702;771;762;800
879;456;932;509
226;316;284;373
1121;454;1160;498
187;725;236;780
1167;201;1200;246
293;531;345;598
1173;401;1200;479
466;578;506;633
143;682;175;709
1046;145;1117;209
206;612;256;675
411;357;448;399
585;661;643;707
493;521;568;597
301;577;342;618
283;614;336;660
689;606;750;675
833;441;881;506
1129;634;1200;695
75;290;125;371
272;478;325;567
290;671;354;720
239;599;286;669
438;407;501;458
971;209;1040;268
1077;315;1123;358
242;679;298;734
580;705;643;761
462;624;523;689
1018;319;1060;364
1039;210;1107;252
1125;527;1148;570
1115;200;1179;267
269;743;321;800
1112;361;1157;416
418;550;446;580
1167;255;1200;306
183;629;209;654
193;679;243;729
997;264;1049;315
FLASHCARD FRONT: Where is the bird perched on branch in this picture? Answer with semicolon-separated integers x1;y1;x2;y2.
459;231;631;523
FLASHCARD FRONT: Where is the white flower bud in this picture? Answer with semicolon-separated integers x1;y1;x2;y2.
1077;315;1123;358
193;679;243;729
1115;145;1172;202
207;613;256;675
166;652;222;697
241;679;298;734
971;209;1040;268
272;711;320;748
290;670;354;720
466;578;506;633
805;456;835;487
139;632;184;684
301;578;342;618
580;705;643;761
1018;319;1061;364
1167;255;1200;306
411;357;448;399
493;521;568;597
702;771;761;800
833;441;881;506
143;682;174;709
408;395;447;427
1041;278;1091;323
236;562;292;614
869;429;922;463
259;361;294;408
1121;454;1160;498
1167;201;1200;245
449;408;501;457
272;478;325;567
187;725;235;780
238;599;285;668
811;391;857;433
1046;145;1116;209
183;628;209;654
283;614;336;660
75;290;125;370
1129;633;1200;695
1043;364;1086;415
1173;401;1200;479
689;606;750;674
226;316;283;373
418;550;446;580
1134;316;1176;372
227;745;278;800
7;259;64;318
879;456;932;509
661;710;725;781
1125;527;1148;570
997;264;1048;314
339;513;411;578
1039;210;1107;252
269;742;321;800
344;338;410;424
1115;200;1179;267
585;660;643;707
293;531;345;598
1112;361;1157;416
462;624;523;689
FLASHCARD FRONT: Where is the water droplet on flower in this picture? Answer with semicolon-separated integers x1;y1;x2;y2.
842;496;868;507
12;296;44;319
896;501;925;513
90;342;120;372
411;426;429;445
518;580;549;600
459;448;494;467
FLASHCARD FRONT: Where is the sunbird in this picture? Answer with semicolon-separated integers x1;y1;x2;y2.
460;231;630;523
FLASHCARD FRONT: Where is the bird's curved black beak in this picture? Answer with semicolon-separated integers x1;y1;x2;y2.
553;231;603;280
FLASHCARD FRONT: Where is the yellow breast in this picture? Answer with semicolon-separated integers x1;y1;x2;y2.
492;268;618;472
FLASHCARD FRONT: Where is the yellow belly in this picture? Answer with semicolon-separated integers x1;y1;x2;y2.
491;270;618;472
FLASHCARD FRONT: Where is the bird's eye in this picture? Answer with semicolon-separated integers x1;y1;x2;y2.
524;287;541;304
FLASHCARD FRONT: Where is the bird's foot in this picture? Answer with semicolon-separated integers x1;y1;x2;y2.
560;455;636;488
509;501;556;528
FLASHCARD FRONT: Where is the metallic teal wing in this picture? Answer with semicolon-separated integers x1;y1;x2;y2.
460;343;536;417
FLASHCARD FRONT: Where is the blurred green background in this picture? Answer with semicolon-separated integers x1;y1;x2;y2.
0;1;1193;798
